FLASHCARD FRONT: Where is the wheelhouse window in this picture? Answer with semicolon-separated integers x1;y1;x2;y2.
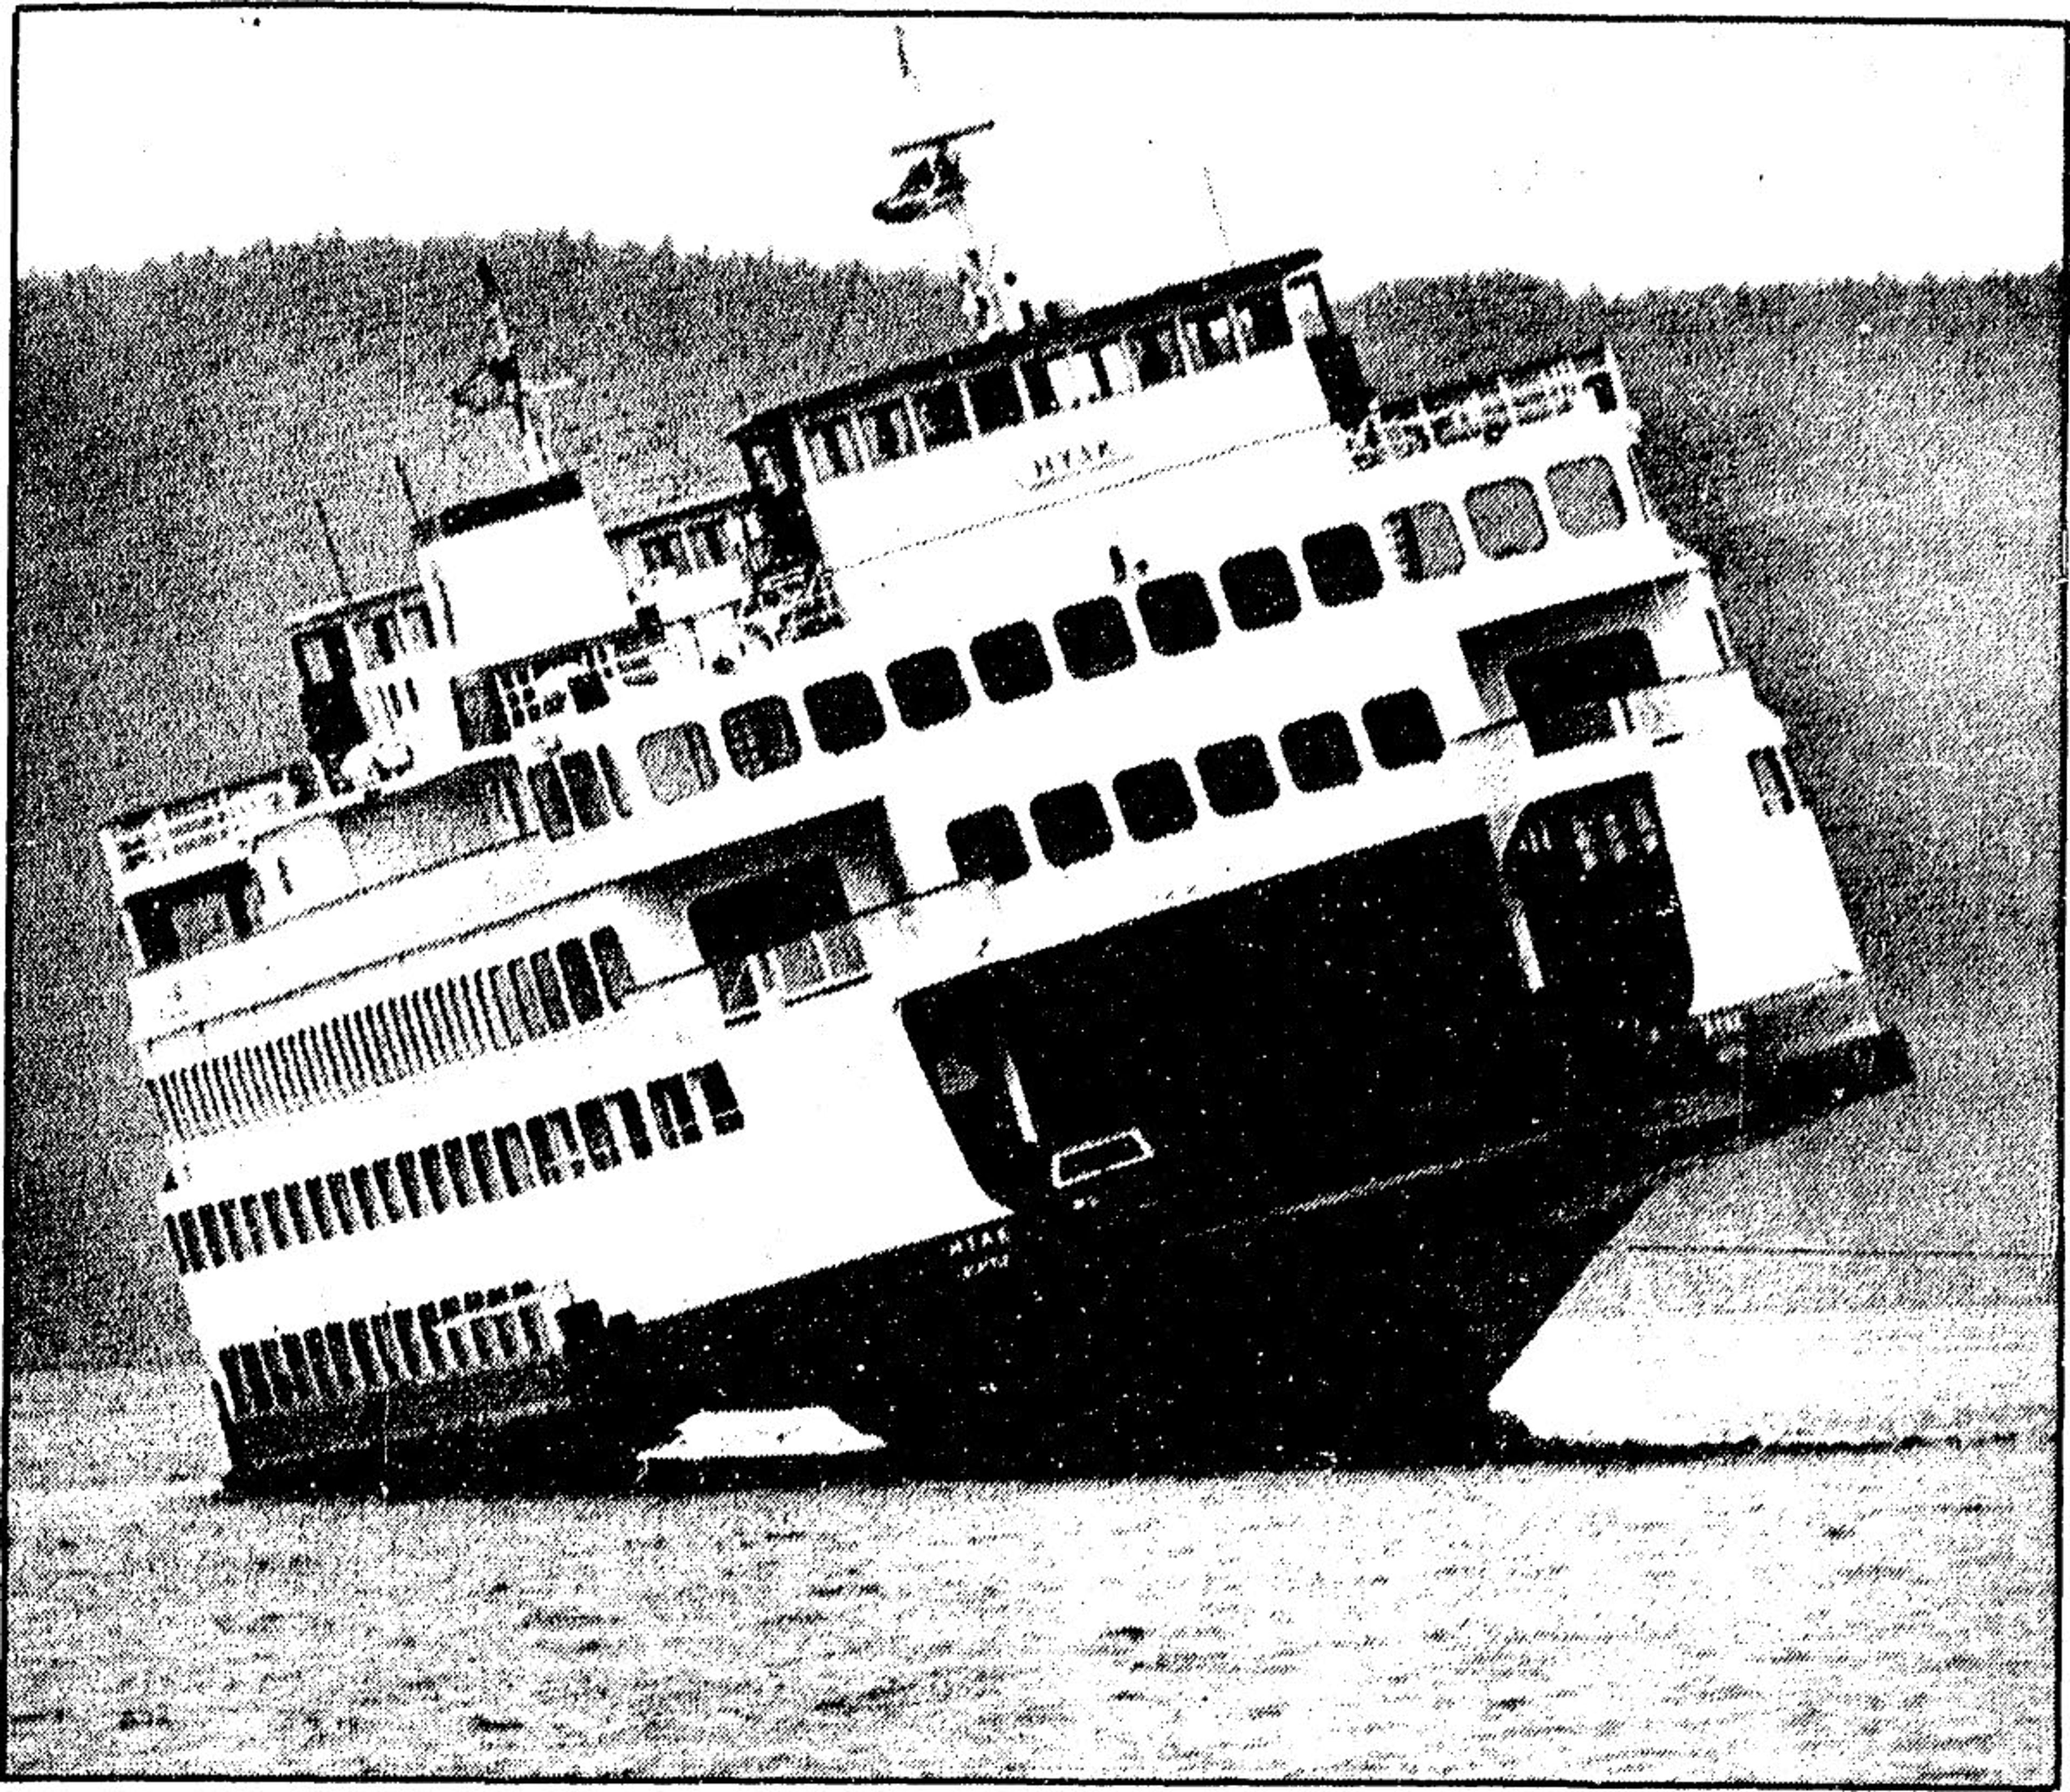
970;621;1054;704
861;397;919;465
915;380;972;448
1031;783;1115;868
640;532;687;575
968;364;1025;435
1137;573;1220;657
803;672;889;754
1362;689;1445;767
1180;305;1241;370
803;414;862;482
1386;502;1465;582
720;696;802;779
1127;321;1185;390
1113;758;1198;842
1545;455;1627;537
886;647;972;730
1234;287;1293;355
1749;746;1798;817
1220;547;1301;632
638;722;719;803
947;807;1032;885
1020;357;1062;418
1465;478;1548;559
1279;712;1363;792
1041;347;1108;410
1196;736;1280;817
1054;596;1138;681
1302;522;1383;607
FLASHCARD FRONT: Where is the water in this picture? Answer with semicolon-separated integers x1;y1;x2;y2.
8;1305;2055;1779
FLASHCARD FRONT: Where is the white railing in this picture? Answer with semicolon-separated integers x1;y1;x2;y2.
1347;344;1620;470
100;766;314;884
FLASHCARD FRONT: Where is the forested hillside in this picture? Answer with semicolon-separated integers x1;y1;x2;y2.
9;236;2059;1358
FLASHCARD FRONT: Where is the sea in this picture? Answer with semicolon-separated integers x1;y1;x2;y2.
7;1302;2057;1781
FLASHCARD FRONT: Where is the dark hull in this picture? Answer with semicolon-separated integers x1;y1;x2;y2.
217;821;1913;1496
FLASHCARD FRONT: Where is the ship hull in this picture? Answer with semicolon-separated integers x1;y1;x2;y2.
211;820;1911;1496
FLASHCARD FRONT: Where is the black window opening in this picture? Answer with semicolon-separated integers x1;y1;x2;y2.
562;750;612;830
968;364;1025;435
1220;546;1302;632
1180;303;1241;371
1113;758;1198;842
947;807;1033;885
1302;523;1383;607
1465;478;1548;561
1137;572;1220;657
862;397;919;465
1020;357;1062;418
915;380;972;448
591;927;634;1007
803;671;889;755
1545;456;1627;537
557;940;605;1023
1054;597;1138;681
647;1074;702;1150
1749;746;1798;817
970;621;1055;704
1031;783;1115;867
1128;321;1185;389
528;762;575;839
638;721;719;802
886;647;972;730
1234;287;1293;355
1387;502;1465;582
804;414;862;482
1506;629;1660;757
1196;736;1280;817
1280;712;1363;792
720;696;802;779
1361;690;1446;768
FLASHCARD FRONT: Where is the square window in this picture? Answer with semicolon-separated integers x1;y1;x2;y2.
1386;502;1465;582
1196;736;1280;817
886;647;972;730
1031;783;1115;867
915;381;972;447
947;807;1031;885
638;722;719;803
720;696;802;778
1053;597;1137;680
1465;478;1548;559
970;621;1054;703
1362;690;1445;768
803;672;888;754
1219;547;1301;632
1113;759;1198;842
1234;287;1293;355
1280;712;1363;792
1546;456;1628;537
1180;305;1241;370
1302;523;1382;607
968;365;1026;435
1136;572;1219;658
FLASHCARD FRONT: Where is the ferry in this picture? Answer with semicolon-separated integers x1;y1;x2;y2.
101;118;1913;1492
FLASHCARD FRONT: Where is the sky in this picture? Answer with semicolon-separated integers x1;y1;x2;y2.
16;13;2064;304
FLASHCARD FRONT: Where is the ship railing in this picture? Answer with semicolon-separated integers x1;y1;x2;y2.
1459;668;1759;766
100;765;316;885
1346;344;1621;471
638;880;998;1032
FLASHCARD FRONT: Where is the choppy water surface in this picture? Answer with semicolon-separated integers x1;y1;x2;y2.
9;1305;2055;1779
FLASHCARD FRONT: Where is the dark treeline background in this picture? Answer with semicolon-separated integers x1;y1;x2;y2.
9;235;2060;1360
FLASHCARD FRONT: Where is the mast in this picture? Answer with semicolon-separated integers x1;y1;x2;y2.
450;254;560;481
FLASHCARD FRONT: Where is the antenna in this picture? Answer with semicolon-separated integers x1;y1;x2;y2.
1202;164;1232;264
313;495;351;604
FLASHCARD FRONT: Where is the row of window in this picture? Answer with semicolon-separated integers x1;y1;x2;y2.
217;1279;552;1420
1389;456;1630;584
528;745;638;840
166;1057;739;1277
153;928;634;1144
786;279;1320;485
636;513;738;578
944;689;1445;884
294;597;439;691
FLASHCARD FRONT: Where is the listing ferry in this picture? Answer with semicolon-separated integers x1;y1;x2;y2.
102;124;1912;1492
